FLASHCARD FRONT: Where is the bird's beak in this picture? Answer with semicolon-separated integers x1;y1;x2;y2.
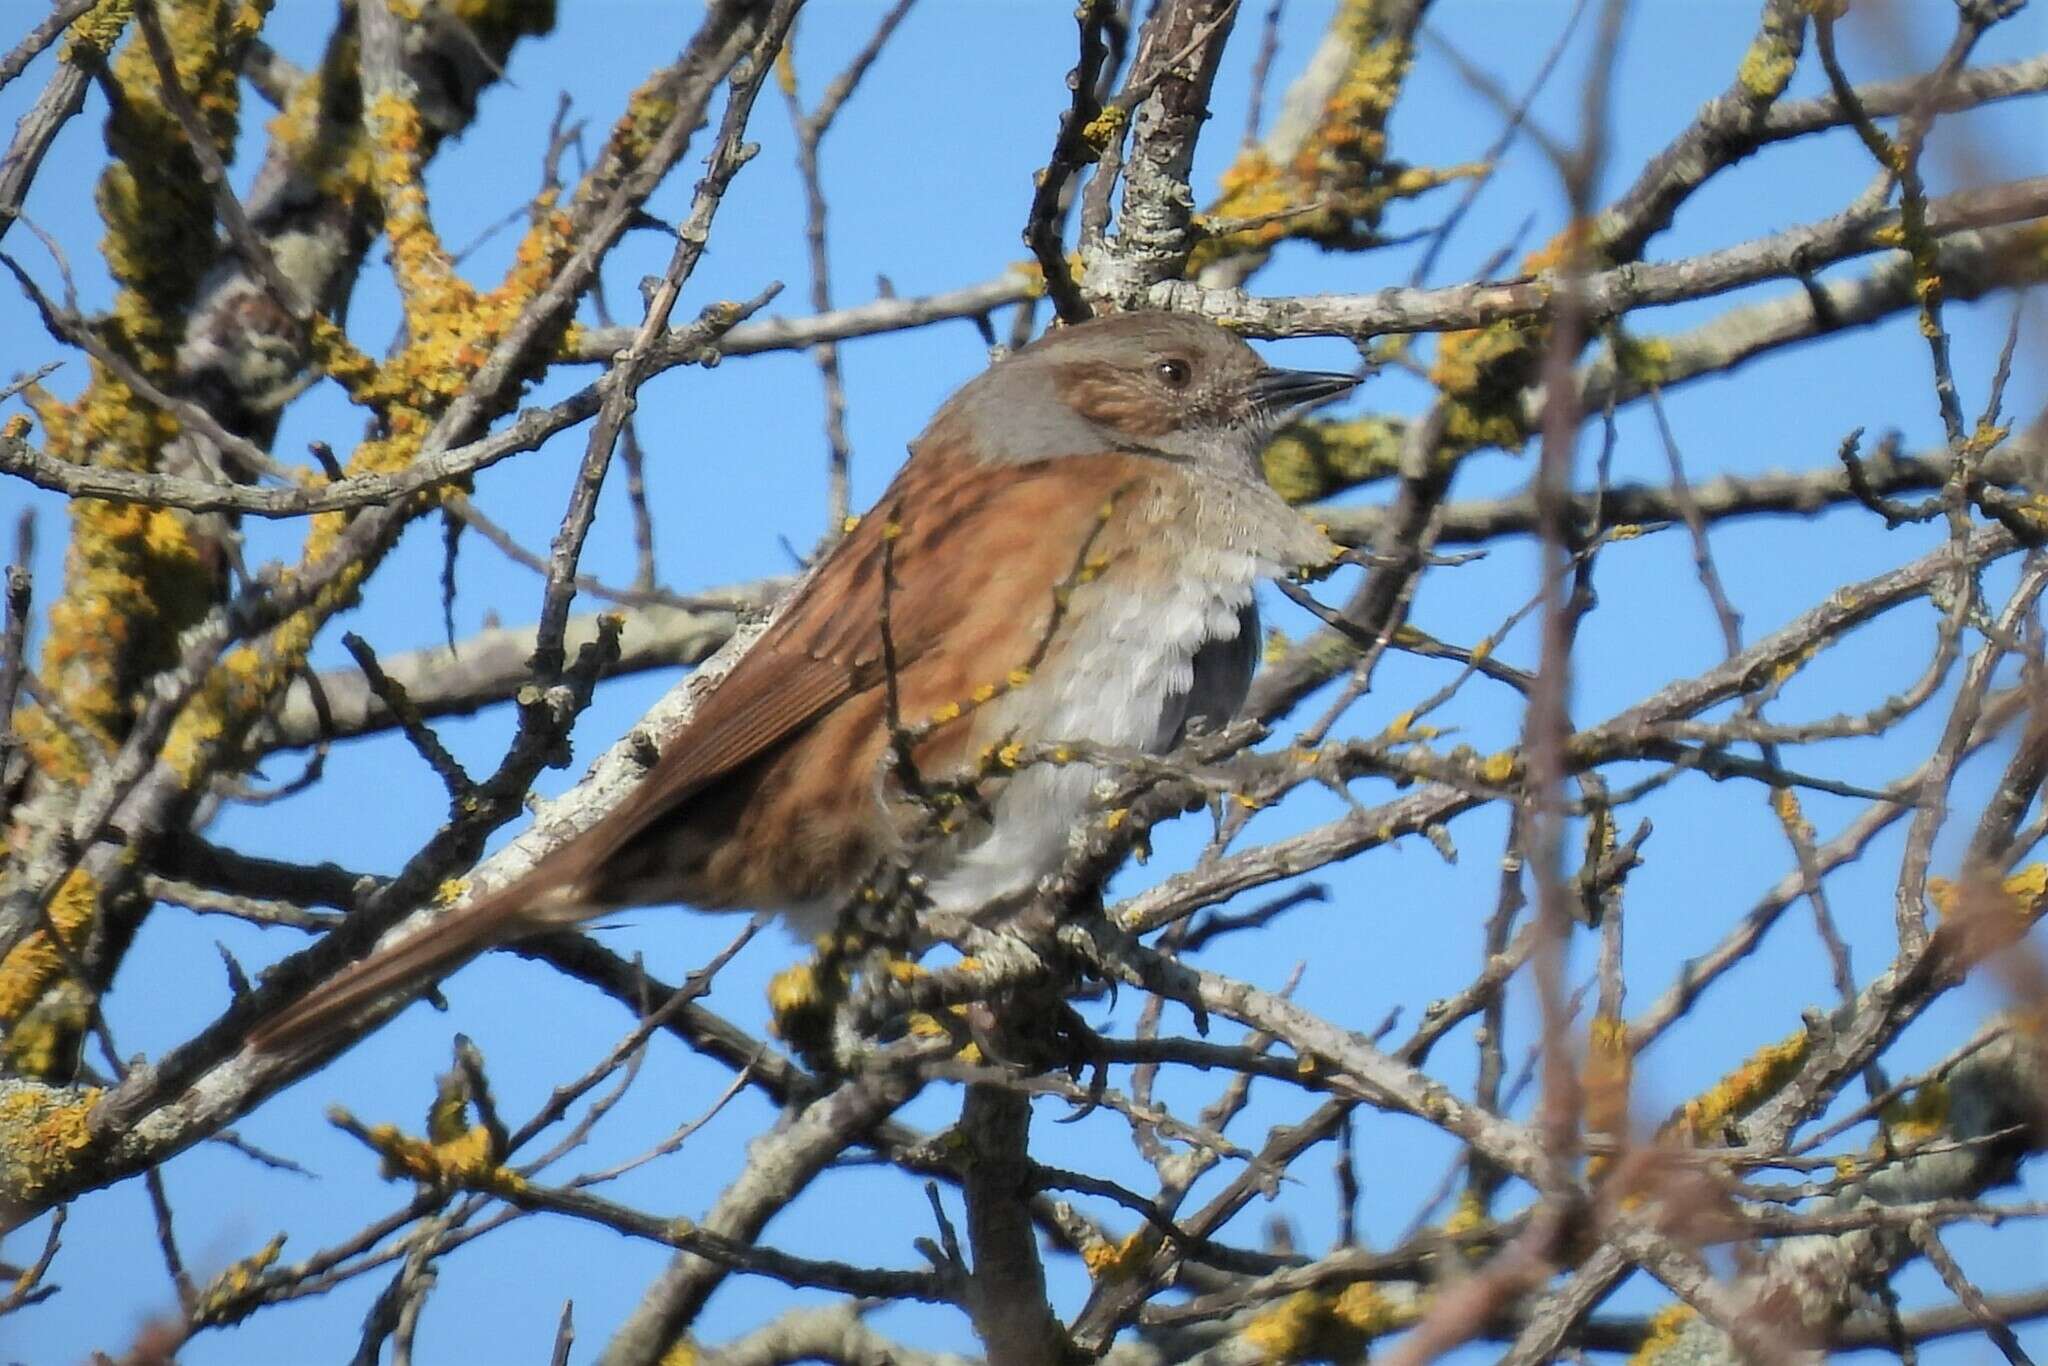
1251;366;1361;416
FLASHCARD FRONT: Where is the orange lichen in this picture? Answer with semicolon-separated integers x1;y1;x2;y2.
8;0;560;1055
158;123;578;784
28;0;264;775
263;27;374;210
579;61;690;208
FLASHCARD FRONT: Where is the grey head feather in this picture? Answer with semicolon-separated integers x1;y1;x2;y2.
913;311;1273;468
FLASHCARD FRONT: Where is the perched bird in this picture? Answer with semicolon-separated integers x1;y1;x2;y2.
249;310;1357;1053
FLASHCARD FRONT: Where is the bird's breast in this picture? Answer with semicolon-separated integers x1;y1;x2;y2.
921;471;1309;916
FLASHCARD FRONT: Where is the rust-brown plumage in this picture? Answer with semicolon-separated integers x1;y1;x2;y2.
248;311;1357;1055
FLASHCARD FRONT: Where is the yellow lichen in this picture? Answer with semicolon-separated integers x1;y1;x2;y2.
352;1114;511;1192
1081;1230;1149;1280
2002;863;2048;914
1669;1028;1811;1144
1238;1281;1415;1363
1330;1282;1410;1337
264;32;374;211
1611;333;1676;388
1880;1078;1949;1148
1079;103;1126;155
1185;0;1475;279
766;950;851;1062
97;2;269;363
1429;316;1543;455
0;1082;102;1202
191;1233;287;1327
0;869;99;1028
1927;863;2048;922
30;375;206;774
1313;9;1410;165
1630;1302;1698;1364
1439;1186;1488;1238
1240;1292;1325;1363
768;960;827;1017
1477;750;1518;785
13;0;562;1052
158;142;579;786
1189;149;1293;276
15;4;269;1041
1769;788;1814;844
593;69;681;192
1736;28;1799;100
1259;415;1407;504
426;1067;474;1146
1768;640;1820;685
1966;421;2010;458
1585;1013;1631;1177
60;0;135;62
771;39;796;98
0;984;93;1079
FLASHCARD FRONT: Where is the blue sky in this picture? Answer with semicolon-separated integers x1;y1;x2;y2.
2;1;2045;1362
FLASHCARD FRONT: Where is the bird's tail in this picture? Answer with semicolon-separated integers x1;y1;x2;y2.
245;882;559;1056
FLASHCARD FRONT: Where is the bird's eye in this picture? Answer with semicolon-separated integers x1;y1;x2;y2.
1155;358;1191;388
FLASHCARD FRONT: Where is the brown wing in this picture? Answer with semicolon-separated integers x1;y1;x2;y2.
249;446;1168;1054
539;443;1147;886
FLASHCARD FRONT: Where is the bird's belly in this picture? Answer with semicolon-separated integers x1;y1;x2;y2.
922;564;1260;918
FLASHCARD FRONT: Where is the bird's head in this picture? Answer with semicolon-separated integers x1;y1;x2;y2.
922;310;1359;472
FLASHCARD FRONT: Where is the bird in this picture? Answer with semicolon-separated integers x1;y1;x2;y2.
248;309;1358;1054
